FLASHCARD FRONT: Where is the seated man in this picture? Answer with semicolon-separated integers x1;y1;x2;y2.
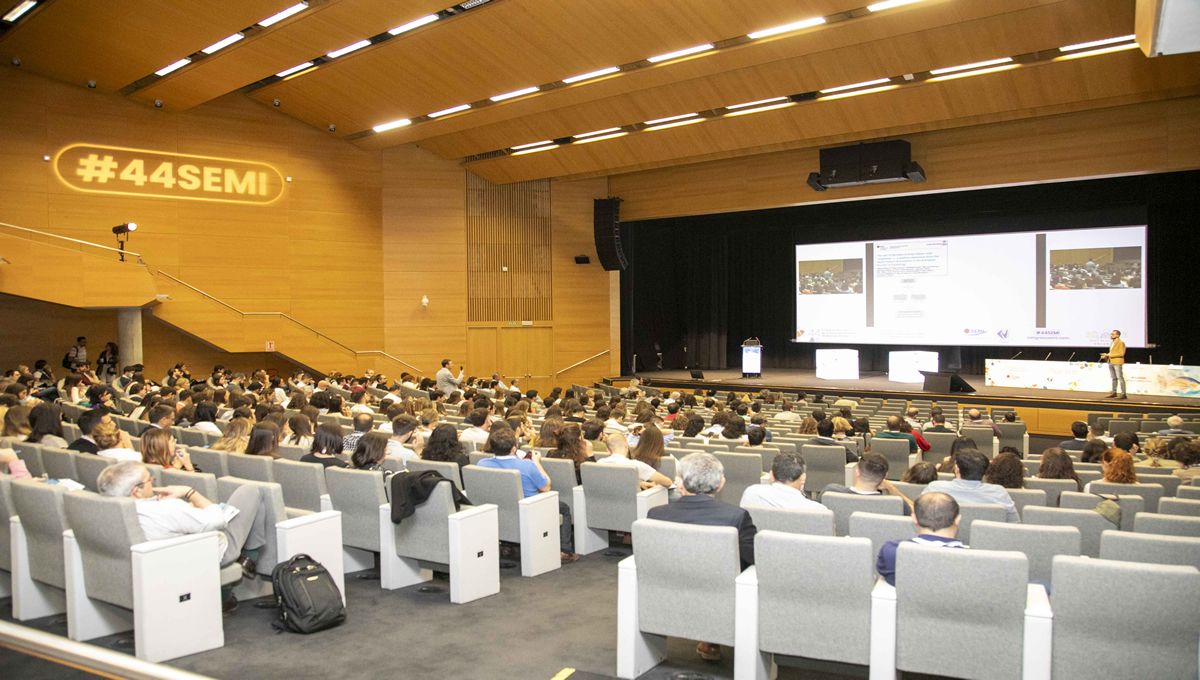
97;462;266;591
876;492;964;586
875;416;918;454
740;453;825;511
822;453;912;514
962;408;1001;437
1059;421;1089;452
812;418;858;463
1157;415;1191;436
647;452;757;663
67;407;107;454
923;450;1019;522
923;413;956;434
459;408;492;446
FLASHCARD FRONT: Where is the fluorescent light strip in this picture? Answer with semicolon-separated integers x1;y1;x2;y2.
867;0;922;12
1053;42;1139;61
573;131;628;145
389;14;439;35
258;2;307;27
726;96;789;110
562;66;620;84
573;127;622;139
647;43;713;63
643;112;698;126
511;144;558;156
3;0;37;22
929;56;1012;76
327;39;371;59
275;62;313;78
201;33;244;55
511;140;554;150
644;117;706;132
926;63;1019;82
1059;34;1137;53
373;118;411;133
819;77;891;94
490;86;539;102
154;58;191;77
428;103;471;118
724;101;795;117
818;84;899;101
747;16;826;40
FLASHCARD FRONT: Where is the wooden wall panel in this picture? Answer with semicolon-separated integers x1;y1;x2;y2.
465;173;552;321
610;97;1200;221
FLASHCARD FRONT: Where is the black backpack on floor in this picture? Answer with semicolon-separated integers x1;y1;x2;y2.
270;553;346;634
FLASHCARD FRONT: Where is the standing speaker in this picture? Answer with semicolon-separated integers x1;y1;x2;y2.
593;197;627;271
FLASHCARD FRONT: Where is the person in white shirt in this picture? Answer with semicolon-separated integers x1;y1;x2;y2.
386;415;420;464
740;452;826;511
94;420;140;461
191;402;223;435
772;401;802;422
459;408;491;447
349;389;374;415
597;433;673;488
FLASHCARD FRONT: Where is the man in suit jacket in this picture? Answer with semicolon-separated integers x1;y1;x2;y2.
66;407;106;455
1059;421;1089;452
646;451;757;663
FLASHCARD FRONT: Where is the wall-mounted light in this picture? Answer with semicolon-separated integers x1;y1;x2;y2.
420;295;430;308
112;222;137;261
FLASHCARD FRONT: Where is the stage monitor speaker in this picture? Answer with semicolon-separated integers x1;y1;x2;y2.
690;370;705;379
593;197;627;271
920;370;977;393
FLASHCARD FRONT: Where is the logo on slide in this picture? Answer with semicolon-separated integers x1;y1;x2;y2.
996;329;1009;340
795;330;806;339
963;328;985;336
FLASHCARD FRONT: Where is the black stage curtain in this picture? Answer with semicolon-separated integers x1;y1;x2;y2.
620;171;1200;376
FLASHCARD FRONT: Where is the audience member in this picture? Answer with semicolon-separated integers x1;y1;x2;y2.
342;413;375;452
740;453;824;511
1171;440;1200;483
67;407;106;454
94;419;139;461
25;403;68;448
386;415;420;463
1059;421;1089;452
1080;439;1108;464
1036;447;1083;491
875;492;963;586
597;432;672;488
812;418;858;463
822;453;912;514
211;417;252;453
962;408;1001;437
244;421;282;457
901;462;938;484
141;426;195;471
876;415;918;453
1096;448;1137;485
924;450;1018;522
983;451;1024;488
420;423;469;469
1156;415;1190;436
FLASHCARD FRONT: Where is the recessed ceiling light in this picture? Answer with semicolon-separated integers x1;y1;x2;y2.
817;84;899;100
201;33;244;55
643;117;706;132
154;58;191;77
747;16;826;40
428;103;471;118
929;57;1013;76
724;101;795;117
574;131;628;145
1053;42;1139;61
573;127;622;139
373;118;411;133
1059;34;1137;52
490;86;539;102
512;144;558;156
2;0;37;22
511;140;554;150
866;0;922;12
389;14;439;35
819;77;892;94
275;62;314;78
643;112;698;126
562;66;620;84
258;2;308;27
726;96;789;110
647;43;713;63
327;39;372;59
927;63;1019;82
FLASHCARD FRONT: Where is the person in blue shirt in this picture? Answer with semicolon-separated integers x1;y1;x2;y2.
876;492;964;586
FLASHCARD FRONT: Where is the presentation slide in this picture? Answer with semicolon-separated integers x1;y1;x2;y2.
793;225;1146;347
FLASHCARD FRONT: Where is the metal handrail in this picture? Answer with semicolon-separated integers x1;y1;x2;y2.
556;350;610;376
0;220;145;263
152;269;422;373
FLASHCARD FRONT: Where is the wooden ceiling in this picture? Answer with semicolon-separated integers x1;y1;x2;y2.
3;0;1198;184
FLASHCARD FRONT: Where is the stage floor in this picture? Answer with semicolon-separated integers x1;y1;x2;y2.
616;368;1200;413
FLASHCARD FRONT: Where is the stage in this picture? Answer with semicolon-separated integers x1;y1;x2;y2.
609;368;1200;414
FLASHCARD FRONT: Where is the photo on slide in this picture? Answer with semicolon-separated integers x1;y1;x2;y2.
1049;246;1142;290
798;258;863;295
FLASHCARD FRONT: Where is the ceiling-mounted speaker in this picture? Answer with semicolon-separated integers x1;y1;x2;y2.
593;197;627;271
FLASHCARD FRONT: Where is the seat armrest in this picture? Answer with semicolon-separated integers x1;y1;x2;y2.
871;576;897;601
844;462;856;487
735;565;758;587
1024;583;1052;619
636;485;668;518
450;502;498;522
276;509;339;530
518;490;559;508
130;531;221;554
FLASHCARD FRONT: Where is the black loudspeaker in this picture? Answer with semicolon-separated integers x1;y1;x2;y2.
690;370;705;379
593;197;627;271
920;371;977;393
573;255;590;265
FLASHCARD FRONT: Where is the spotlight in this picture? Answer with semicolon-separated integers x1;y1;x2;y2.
154;99;163;108
112;222;137;235
87;79;97;89
806;172;827;192
112;222;137;262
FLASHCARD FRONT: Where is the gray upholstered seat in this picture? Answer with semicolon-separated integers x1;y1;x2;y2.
226;453;275;483
1023;477;1080;506
1177;485;1200;501
391;481;458;565
580;462;641;533
41;447;78;481
1059;490;1143;531
957;502;1010;544
745;506;834;537
467;452;493;466
188;447;228;477
462;464;559;576
631;518;739;647
1087;481;1164;512
923;431;958;464
960;427;998;457
13;442;45;477
0;475;16;574
215;477;289;574
272;458;328;512
895;543;1029;679
656;456;677;480
754;532;874;666
1005;488;1046;519
970;520;1081;588
407;459;464;490
866;438;911;479
847;511;915;557
821;491;904;536
461;465;526;543
800;444;850;496
1049;555;1200;680
996;422;1028;455
1133;512;1200;537
890;481;926;499
1158;497;1200;516
11;480;70;589
1023;506;1111;557
712;452;762;506
74;454;116;493
175;428;207;447
1137;473;1181;497
276;444;308;461
160;468;219;500
325;467;388;552
1099;530;1200;568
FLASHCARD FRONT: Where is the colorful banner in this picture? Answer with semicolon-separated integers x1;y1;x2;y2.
985;359;1200;398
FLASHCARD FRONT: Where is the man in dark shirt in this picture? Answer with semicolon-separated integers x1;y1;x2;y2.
1058;421;1089;452
66;407;106;454
875;416;918;453
811;418;858;463
876;492;964;586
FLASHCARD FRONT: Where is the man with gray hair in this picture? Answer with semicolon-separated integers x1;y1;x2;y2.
740;453;824;511
98;462;267;577
1157;416;1190;436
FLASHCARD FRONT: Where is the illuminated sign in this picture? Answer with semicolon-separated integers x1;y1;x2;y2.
53;144;286;205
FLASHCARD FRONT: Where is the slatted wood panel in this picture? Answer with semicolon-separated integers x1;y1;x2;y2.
465;173;552;321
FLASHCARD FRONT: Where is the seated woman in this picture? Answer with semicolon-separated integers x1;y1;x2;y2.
94;420;140;461
25;403;69;449
1092;448;1138;488
191;402;223;436
210;417;252;453
141;426;196;471
901;461;938;484
597;432;672;489
1136;436;1184;469
1036;447;1083;491
244;421;282;458
351;432;395;496
547;422;595;484
831;416;855;439
1171;439;1200;483
1080;439;1108;464
420;423;469;469
284;414;314;450
937;436;979;473
301;423;348;468
984;451;1024;488
1;404;32;447
898;419;931;453
632;425;674;475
